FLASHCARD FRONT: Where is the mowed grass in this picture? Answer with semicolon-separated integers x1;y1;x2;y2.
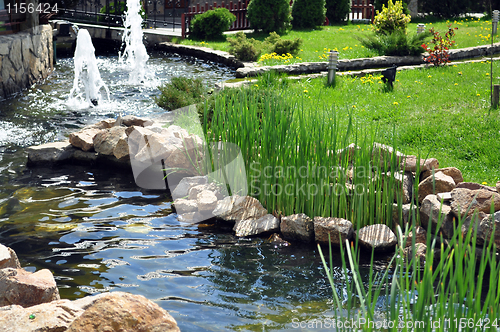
178;16;497;65
278;60;500;184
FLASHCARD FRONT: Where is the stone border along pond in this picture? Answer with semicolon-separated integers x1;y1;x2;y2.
7;42;500;331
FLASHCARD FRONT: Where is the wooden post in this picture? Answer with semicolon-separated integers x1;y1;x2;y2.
493;84;500;108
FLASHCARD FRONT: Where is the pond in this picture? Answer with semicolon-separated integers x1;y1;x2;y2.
0;52;380;331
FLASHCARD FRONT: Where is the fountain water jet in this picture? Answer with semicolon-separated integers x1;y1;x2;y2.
121;0;150;84
68;29;110;107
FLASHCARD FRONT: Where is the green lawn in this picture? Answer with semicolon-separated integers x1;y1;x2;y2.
270;60;500;184
178;16;497;65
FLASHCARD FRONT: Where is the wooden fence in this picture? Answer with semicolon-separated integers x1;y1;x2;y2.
181;0;250;38
181;0;375;38
0;10;26;35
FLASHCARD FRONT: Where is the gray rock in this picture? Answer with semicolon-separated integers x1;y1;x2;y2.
234;214;279;237
418;171;456;203
121;115;154;127
403;243;427;265
196;190;218;213
213;195;268;222
0;268;60;307
392;203;418;225
357;224;397;250
26;141;75;164
456;182;497;193
92;118;116;129
372;142;405;170
477;211;500;247
451;188;500;218
173;198;198;214
404;225;427;248
93;127;127;156
69;128;102;152
384;171;413;204
420;194;456;238
133;133;180;163
436;192;452;201
421;167;463;184
0;244;21;269
72;149;99;162
171;176;208;199
400;155;439;172
314;217;354;246
188;184;209;200
336;143;360;163
113;136;130;160
280;213;314;243
497;181;500;194
461;212;489;246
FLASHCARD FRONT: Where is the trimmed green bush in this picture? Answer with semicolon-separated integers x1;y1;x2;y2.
271;37;303;56
291;0;327;29
189;8;236;40
325;0;350;23
374;0;410;15
247;0;291;33
155;77;206;111
227;32;263;61
373;0;411;35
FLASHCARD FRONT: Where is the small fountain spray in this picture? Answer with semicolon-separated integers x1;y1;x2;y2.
69;29;110;107
121;0;149;84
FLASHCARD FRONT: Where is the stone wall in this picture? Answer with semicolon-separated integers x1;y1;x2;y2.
0;24;53;100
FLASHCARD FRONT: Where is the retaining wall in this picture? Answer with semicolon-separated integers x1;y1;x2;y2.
0;24;53;100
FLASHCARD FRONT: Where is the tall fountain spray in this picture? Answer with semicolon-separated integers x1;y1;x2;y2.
69;29;110;107
121;0;149;84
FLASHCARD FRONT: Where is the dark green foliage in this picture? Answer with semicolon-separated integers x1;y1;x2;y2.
156;77;206;111
247;0;291;33
357;30;431;56
291;0;327;29
98;1;147;25
227;32;263;61
189;8;236;40
265;32;302;55
325;0;350;23
421;0;472;18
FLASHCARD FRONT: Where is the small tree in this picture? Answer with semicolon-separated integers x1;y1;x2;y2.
373;0;411;35
325;0;350;23
247;0;291;33
291;0;327;29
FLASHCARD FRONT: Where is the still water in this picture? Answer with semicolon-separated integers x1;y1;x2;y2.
0;53;348;331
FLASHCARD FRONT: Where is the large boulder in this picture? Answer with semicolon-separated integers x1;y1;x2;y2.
26;141;75;164
173;198;198;214
462;211;500;247
372;143;405;170
400;155;439;173
418;171;456;203
0;268;60;307
421;167;463;184
196;190;218;213
357;224;397;251
419;194;456;238
280;213;314;243
213;195;268;222
314;217;354;246
66;292;179;332
171;176;208;199
234;214;280;237
450;188;500;218
68;128;102;152
0;244;21;270
383;171;413;204
93;127;127;156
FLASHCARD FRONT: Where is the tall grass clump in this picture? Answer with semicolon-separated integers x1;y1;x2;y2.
201;72;405;228
319;206;500;331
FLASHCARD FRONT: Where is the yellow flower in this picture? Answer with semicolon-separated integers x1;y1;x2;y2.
482;181;488;185
352;105;356;108
486;73;490;76
458;72;462;75
303;89;308;93
428;75;432;78
407;95;411;98
393;102;399;105
254;84;259;87
454;83;458;86
477;93;481;96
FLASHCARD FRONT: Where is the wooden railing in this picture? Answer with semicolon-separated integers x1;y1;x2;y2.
0;9;27;35
351;0;374;22
181;0;249;38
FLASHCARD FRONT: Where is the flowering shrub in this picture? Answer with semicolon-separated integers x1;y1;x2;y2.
373;0;411;35
421;25;458;66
